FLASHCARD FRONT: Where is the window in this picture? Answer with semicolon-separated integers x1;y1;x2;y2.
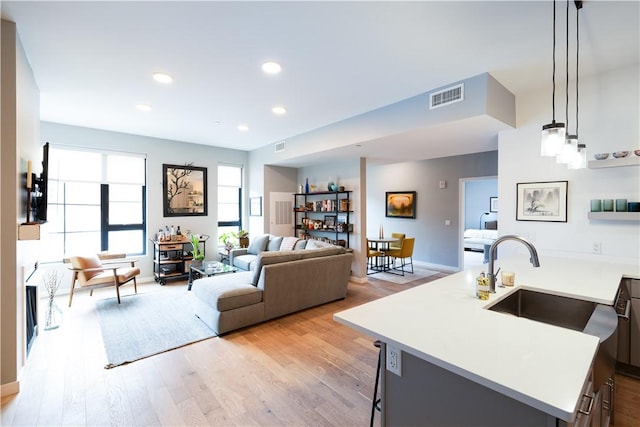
217;165;242;241
42;146;146;263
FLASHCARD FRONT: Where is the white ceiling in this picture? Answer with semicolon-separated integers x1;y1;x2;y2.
2;1;638;165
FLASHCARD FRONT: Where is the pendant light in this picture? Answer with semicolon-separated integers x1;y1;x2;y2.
557;0;577;164
541;0;566;157
568;1;586;169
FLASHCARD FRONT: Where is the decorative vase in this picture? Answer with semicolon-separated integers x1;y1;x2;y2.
191;259;203;268
379;225;384;239
44;297;62;330
305;178;309;193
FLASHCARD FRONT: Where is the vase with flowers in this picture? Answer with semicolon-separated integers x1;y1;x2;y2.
42;270;62;330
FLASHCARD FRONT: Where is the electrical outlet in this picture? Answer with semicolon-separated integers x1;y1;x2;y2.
386;345;402;376
593;242;602;254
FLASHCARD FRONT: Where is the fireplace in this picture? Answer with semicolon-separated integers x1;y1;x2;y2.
26;285;37;354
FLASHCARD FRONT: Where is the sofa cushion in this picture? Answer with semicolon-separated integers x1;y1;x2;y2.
192;272;262;312
267;236;283;251
251;251;303;286
280;236;299;251
233;254;258;271
247;234;269;255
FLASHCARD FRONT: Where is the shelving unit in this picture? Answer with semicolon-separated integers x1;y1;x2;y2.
587;212;640;221
151;237;207;285
294;190;353;248
588;155;639;222
588;156;640;169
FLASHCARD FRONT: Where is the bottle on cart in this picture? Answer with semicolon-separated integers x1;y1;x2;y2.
157;228;164;242
176;225;182;238
170;225;176;241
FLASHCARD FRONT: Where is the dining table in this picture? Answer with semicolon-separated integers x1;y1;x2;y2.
368;236;400;274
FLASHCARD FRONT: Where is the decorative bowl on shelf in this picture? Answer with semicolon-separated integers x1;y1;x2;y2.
634;149;640;157
612;151;629;158
593;153;609;160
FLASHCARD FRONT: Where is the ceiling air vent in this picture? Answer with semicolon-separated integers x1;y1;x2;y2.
274;141;286;153
429;83;464;110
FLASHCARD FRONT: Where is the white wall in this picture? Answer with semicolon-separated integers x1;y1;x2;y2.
1;19;41;394
498;64;639;264
40;122;248;283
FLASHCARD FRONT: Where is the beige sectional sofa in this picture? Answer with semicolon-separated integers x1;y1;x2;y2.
191;240;352;335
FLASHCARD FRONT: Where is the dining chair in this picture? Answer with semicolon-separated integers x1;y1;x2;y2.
366;239;384;275
389;233;405;251
387;237;415;275
67;253;140;306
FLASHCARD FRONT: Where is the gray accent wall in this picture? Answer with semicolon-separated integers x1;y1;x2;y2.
367;151;498;269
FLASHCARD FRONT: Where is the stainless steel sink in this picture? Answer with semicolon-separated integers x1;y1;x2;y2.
487;288;619;392
487;288;597;331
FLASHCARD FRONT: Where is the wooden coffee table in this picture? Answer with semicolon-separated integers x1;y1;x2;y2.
188;262;238;291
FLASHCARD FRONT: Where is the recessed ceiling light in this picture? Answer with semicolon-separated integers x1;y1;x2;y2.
261;61;282;74
237;124;249;132
153;72;173;84
272;106;287;115
136;104;152;111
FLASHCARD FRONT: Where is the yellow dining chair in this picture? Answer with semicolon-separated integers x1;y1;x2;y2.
389;233;405;251
386;237;415;276
366;239;384;275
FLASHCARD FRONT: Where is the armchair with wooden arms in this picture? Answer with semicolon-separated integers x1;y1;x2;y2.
67;253;140;306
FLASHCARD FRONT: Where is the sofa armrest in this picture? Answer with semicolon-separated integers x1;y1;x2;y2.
229;248;248;265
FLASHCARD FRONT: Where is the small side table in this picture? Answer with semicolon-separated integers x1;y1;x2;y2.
188;261;238;291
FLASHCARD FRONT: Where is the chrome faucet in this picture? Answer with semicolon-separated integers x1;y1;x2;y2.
488;235;540;293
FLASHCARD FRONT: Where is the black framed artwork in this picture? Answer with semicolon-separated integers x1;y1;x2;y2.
163;163;208;217
385;191;417;219
516;181;567;222
490;197;498;213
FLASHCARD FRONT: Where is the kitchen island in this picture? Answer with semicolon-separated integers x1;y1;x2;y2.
334;256;640;426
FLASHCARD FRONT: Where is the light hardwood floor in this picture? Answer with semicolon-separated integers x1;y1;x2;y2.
2;272;639;426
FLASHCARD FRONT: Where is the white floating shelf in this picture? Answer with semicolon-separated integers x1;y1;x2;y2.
588;212;640;221
588;156;640;169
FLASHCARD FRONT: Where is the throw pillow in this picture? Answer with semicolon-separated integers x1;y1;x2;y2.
293;239;308;250
305;239;321;249
267;236;283;251
247;234;270;255
279;236;299;251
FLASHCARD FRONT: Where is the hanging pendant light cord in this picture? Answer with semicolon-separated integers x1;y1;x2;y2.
565;0;570;132
575;1;580;137
552;0;557;122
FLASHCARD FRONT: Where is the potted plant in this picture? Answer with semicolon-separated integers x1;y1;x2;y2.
236;230;249;248
190;234;205;266
219;232;236;254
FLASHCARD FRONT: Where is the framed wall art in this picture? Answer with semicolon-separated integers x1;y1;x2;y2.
490;196;498;213
516;181;567;222
385;191;417;219
163;163;208;217
250;196;262;216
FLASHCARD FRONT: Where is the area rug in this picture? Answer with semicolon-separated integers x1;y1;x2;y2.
369;265;439;284
96;287;216;369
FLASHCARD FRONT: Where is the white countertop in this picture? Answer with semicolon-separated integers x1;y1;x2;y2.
334;256;640;421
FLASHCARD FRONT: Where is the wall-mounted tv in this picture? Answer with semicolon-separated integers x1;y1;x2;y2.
30;142;49;223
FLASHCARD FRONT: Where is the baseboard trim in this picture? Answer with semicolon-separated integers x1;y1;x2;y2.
1;380;20;397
